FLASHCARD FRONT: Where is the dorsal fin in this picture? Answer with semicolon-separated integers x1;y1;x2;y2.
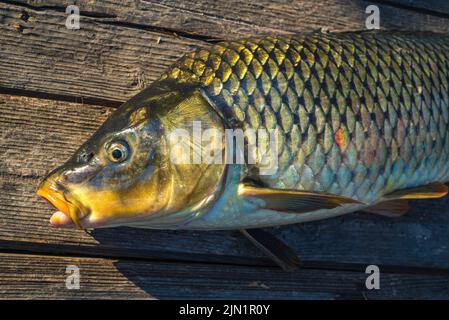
238;184;363;214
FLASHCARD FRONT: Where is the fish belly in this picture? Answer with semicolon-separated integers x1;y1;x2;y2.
162;31;449;209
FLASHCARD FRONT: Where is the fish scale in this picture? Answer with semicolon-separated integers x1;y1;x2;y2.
160;31;449;204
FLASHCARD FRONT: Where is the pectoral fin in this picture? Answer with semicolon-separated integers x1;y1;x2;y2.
240;229;300;271
238;184;363;213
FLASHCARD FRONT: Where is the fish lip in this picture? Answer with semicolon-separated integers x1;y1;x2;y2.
36;178;87;229
37;179;69;213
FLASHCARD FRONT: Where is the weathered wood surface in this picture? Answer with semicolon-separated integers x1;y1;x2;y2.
380;0;449;15
1;0;449;299
0;0;449;105
10;0;449;38
3;252;449;299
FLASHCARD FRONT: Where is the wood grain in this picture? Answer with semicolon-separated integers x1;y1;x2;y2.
2;94;449;270
11;0;449;37
2;252;449;299
2;0;449;299
377;0;449;15
0;1;200;104
0;0;448;104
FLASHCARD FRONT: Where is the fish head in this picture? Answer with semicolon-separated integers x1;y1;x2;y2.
37;80;227;229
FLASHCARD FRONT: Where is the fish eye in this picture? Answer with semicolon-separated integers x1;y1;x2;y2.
107;142;129;163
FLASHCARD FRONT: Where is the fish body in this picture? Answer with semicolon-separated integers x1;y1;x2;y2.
38;31;449;230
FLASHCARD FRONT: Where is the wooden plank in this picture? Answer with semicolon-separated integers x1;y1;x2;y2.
378;0;449;15
0;1;201;104
0;1;449;104
3;94;449;269
0;253;151;299
12;0;449;38
2;252;449;299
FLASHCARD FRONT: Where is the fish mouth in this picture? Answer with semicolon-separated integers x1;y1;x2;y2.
37;178;86;229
